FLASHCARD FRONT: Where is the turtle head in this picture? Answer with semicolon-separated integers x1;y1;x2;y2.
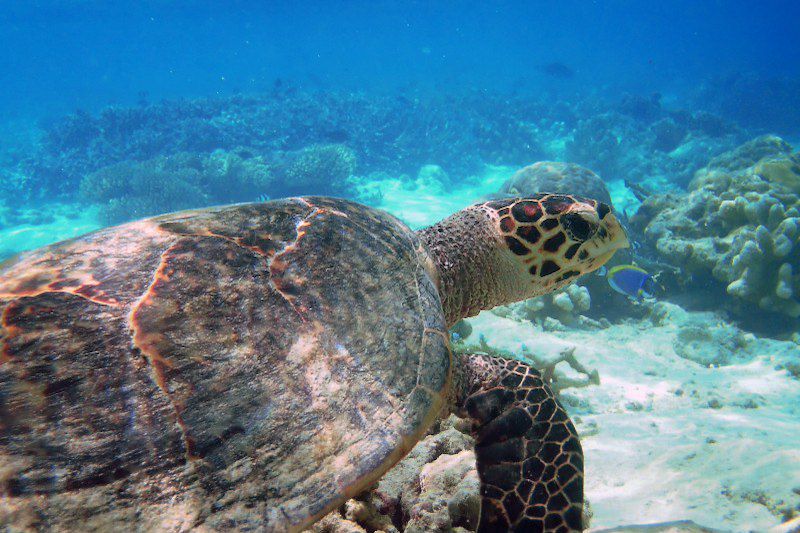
418;194;628;326
489;194;629;294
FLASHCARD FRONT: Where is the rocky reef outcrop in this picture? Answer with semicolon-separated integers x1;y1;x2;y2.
493;283;601;332
310;417;479;533
631;135;800;324
496;161;613;207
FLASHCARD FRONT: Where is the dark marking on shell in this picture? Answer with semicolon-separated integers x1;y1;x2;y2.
487;199;515;210
564;243;580;260
540;261;560;276
540;218;559;231
559;271;580;281
505;236;530;256
561;213;595;242
500;217;516;233
542;196;574;215
542;233;566;253
516;225;541;245
511;202;543;223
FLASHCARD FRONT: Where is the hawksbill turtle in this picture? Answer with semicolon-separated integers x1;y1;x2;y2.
0;194;627;532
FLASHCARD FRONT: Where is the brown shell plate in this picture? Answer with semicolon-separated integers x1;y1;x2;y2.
0;197;450;532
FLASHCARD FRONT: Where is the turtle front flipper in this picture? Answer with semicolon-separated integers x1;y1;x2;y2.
455;352;584;532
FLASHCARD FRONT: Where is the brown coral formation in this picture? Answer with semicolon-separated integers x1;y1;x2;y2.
631;135;800;320
497;161;613;207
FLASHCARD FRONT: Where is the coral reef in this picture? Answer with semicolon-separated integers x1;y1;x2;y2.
17;88;742;202
705;135;793;173
80;150;275;223
80;153;208;224
650;117;688;153
496;161;612;207
78;145;358;224
631;136;800;324
564;107;741;190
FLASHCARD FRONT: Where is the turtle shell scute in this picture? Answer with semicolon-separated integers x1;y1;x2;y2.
0;197;450;532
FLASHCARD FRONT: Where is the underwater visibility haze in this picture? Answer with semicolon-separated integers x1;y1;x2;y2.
1;1;799;532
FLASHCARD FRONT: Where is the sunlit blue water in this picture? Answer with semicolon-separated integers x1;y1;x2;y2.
2;1;799;119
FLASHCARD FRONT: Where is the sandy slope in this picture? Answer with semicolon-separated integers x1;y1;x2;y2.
0;203;100;260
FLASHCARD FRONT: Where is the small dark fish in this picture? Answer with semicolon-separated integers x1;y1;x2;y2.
624;179;652;202
536;62;575;79
323;129;351;143
606;264;657;300
257;194;271;203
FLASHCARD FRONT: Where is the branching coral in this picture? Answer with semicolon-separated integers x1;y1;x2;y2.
453;331;600;394
80;150;275;224
278;143;356;195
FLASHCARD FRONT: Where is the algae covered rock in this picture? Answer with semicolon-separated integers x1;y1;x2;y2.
632;136;800;322
754;152;800;194
498;161;613;207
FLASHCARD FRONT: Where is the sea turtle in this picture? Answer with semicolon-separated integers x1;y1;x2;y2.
0;194;627;532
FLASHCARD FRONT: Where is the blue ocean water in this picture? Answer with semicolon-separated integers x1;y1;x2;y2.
1;1;799;531
2;1;800;119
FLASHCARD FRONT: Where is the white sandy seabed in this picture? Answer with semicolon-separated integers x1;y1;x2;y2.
2;166;799;531
466;309;800;532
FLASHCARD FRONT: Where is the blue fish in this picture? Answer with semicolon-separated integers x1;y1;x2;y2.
606;264;656;300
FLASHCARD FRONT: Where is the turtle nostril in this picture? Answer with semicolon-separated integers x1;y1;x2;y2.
597;203;611;220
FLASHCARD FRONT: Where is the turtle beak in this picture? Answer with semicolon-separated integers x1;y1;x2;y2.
584;213;629;272
601;213;630;251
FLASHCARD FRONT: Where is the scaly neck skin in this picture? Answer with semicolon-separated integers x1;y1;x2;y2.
417;208;520;328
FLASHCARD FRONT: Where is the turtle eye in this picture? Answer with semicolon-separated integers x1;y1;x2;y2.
561;212;598;242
